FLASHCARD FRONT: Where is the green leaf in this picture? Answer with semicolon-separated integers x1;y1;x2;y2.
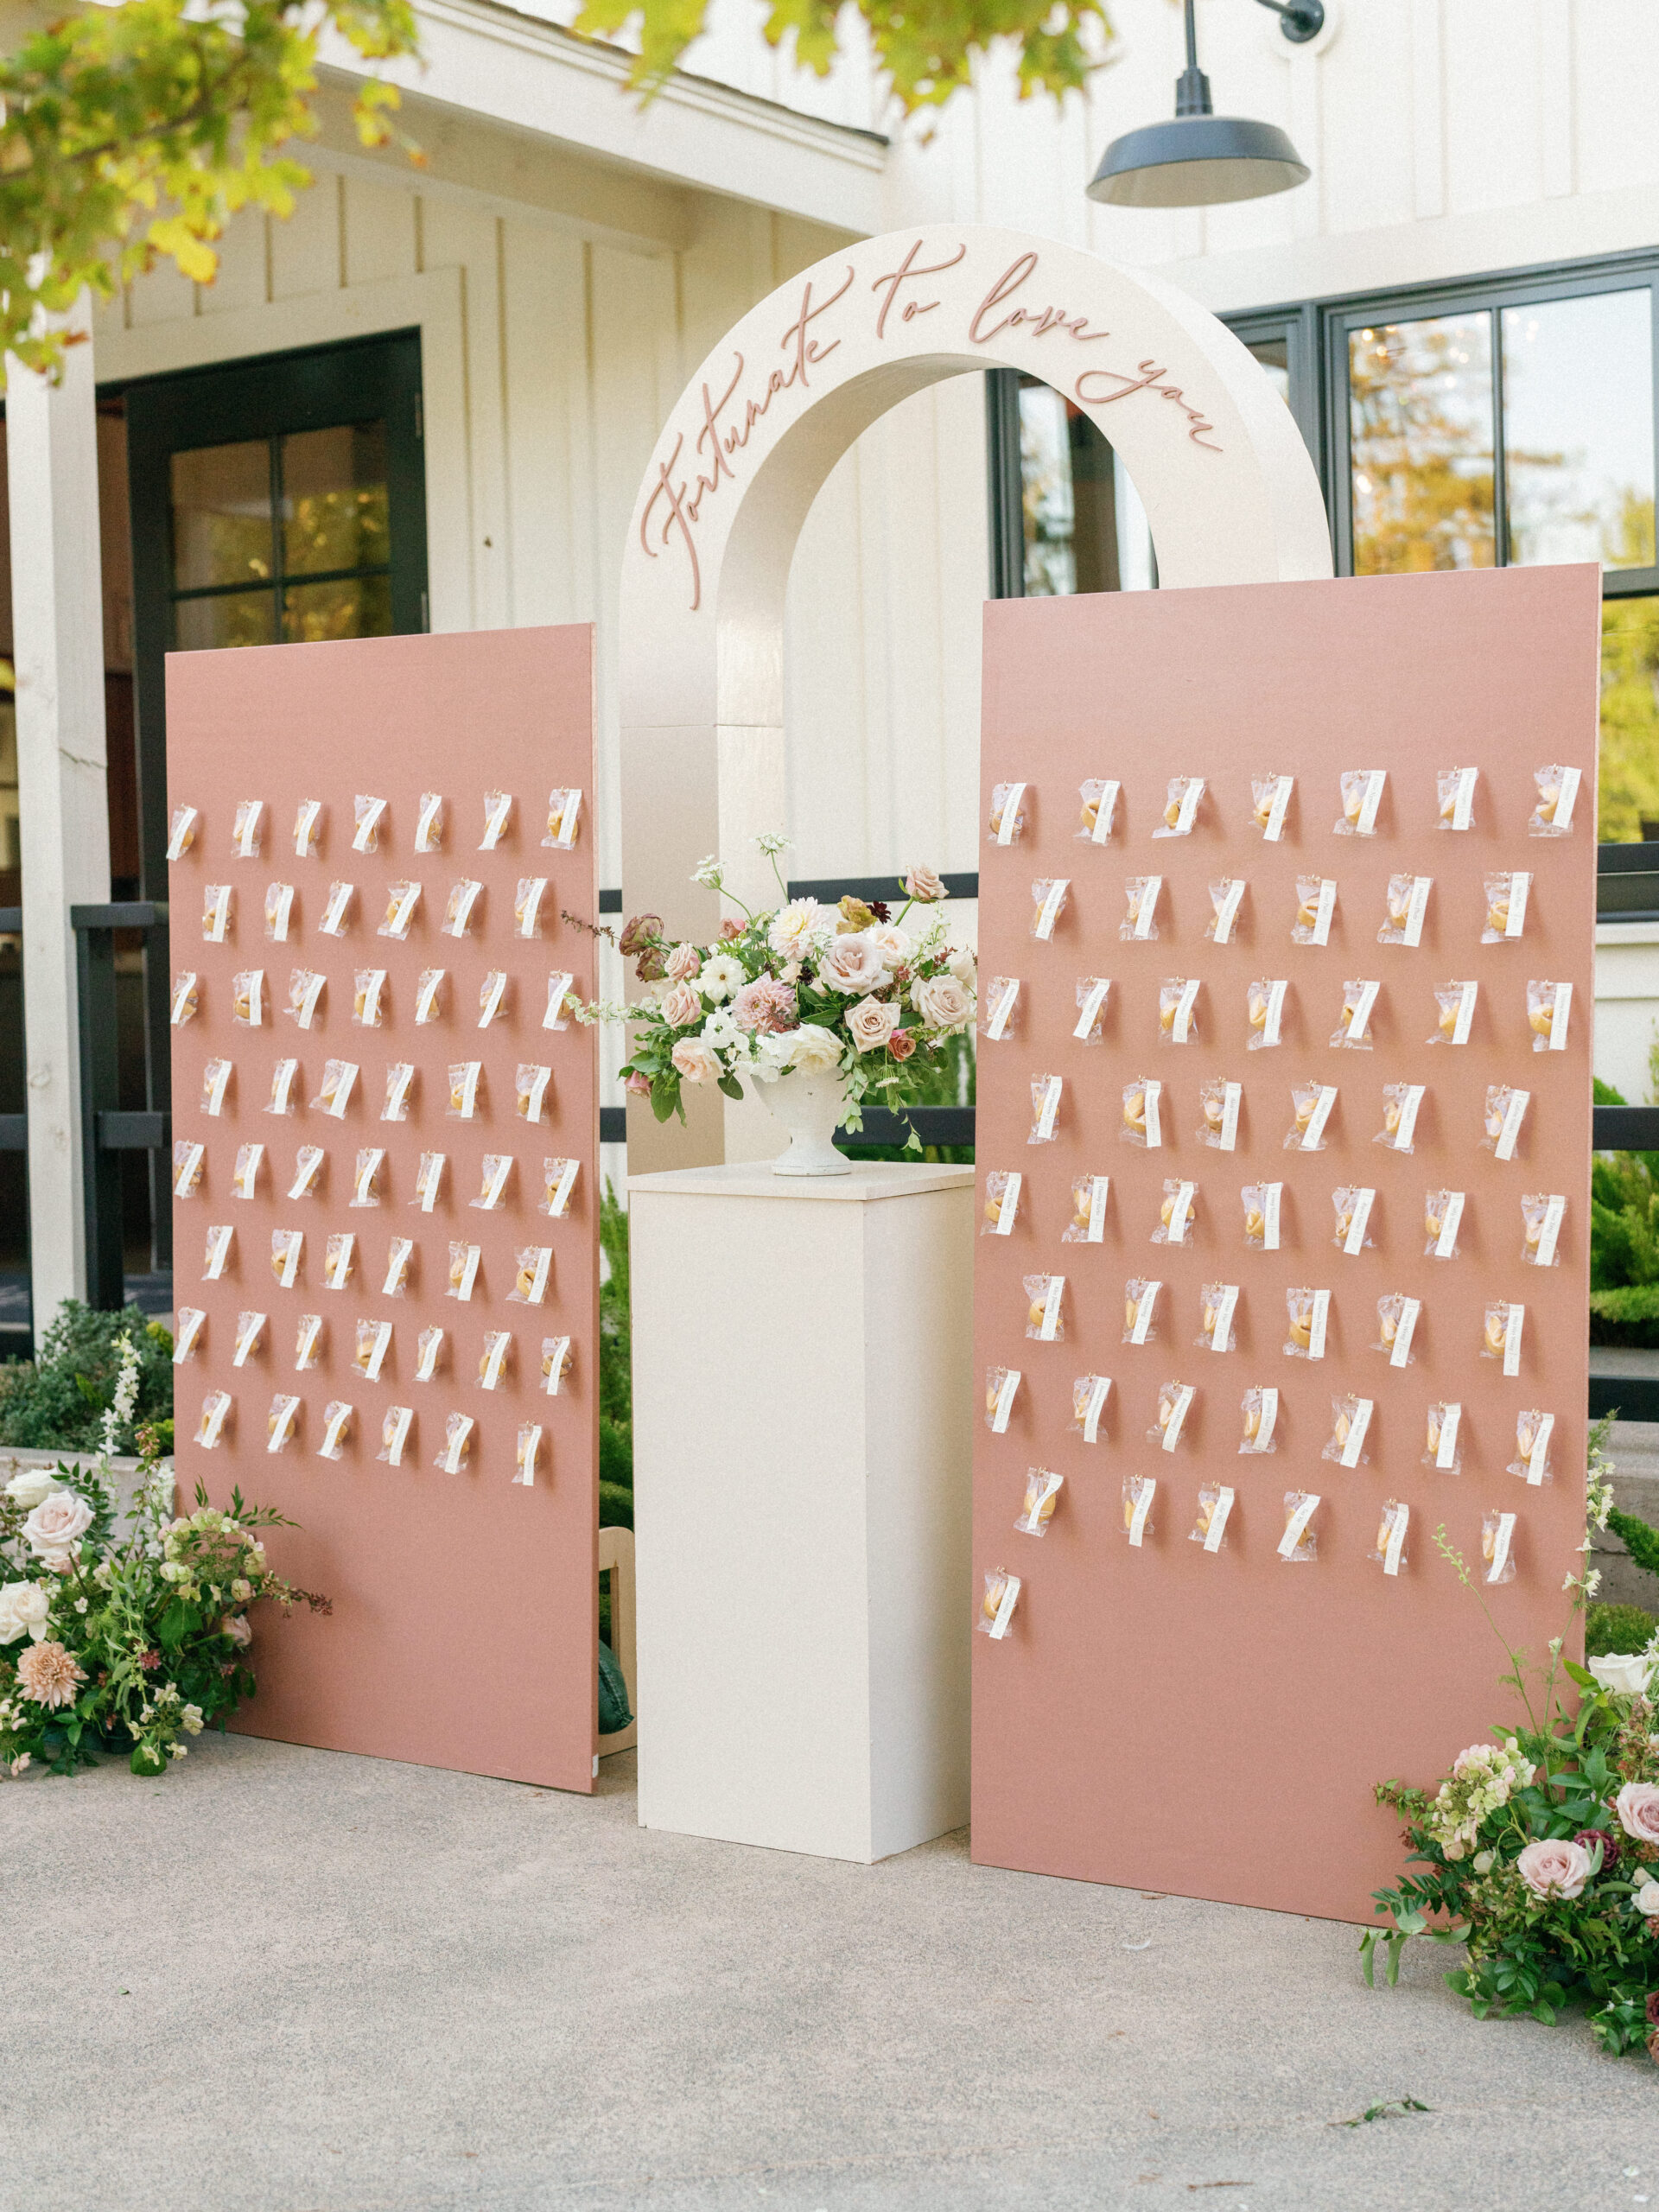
716;1074;744;1102
1562;1659;1599;1690
158;1598;194;1649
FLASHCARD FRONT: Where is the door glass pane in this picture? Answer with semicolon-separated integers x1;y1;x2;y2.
1015;378;1153;595
1503;290;1656;570
174;590;278;651
1599;597;1659;842
1350;314;1495;574
1247;337;1291;404
169;441;274;591
282;423;391;576
281;575;393;644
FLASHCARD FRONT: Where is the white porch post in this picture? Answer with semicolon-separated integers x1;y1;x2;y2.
7;303;111;1343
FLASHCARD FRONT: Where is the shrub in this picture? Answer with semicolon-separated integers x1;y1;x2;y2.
1586;1599;1658;1656
0;1302;174;1454
598;1180;632;1496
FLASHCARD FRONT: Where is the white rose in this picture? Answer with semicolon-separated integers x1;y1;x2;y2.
4;1468;55;1510
1635;1876;1659;1915
1588;1652;1656;1697
0;1581;51;1646
786;1025;843;1075
947;944;978;988
868;924;913;969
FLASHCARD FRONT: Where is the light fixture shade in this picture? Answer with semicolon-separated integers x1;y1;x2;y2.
1086;114;1311;208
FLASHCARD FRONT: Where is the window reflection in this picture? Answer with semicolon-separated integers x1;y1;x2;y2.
168;422;394;652
1600;598;1659;842
1503;290;1656;570
1016;376;1154;597
169;441;272;593
1247;337;1291;405
1350;314;1496;574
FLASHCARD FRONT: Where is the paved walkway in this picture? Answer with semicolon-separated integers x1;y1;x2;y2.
3;1733;1655;2212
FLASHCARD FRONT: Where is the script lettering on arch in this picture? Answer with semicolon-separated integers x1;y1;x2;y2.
639;239;1225;613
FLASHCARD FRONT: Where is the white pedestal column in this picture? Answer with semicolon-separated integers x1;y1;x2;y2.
7;302;111;1339
630;1160;975;1864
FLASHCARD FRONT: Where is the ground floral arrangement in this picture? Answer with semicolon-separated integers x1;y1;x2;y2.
592;836;976;1133
0;1334;327;1777
1365;1422;1659;2063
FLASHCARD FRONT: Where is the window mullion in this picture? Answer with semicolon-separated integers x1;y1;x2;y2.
269;433;285;639
1491;304;1509;569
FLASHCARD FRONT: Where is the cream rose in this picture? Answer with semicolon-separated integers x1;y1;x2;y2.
659;982;702;1029
22;1491;93;1568
904;865;946;903
0;1580;51;1645
787;1025;843;1075
868;924;913;970
1614;1781;1659;1846
4;1468;54;1510
671;1038;722;1084
817;934;890;996
947;944;978;989
846;995;899;1054
1589;1652;1657;1698
665;942;702;985
1516;1837;1592;1901
1635;1875;1659;1915
912;973;975;1033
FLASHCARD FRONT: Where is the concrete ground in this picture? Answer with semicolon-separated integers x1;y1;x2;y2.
3;1732;1656;2212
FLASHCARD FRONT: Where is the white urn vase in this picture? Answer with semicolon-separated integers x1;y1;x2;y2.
757;1066;852;1177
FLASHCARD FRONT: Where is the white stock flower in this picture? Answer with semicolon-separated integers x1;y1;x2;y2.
4;1469;54;1511
766;899;835;962
698;952;746;1004
748;1032;798;1084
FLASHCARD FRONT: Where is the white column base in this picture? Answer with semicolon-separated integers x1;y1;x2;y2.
630;1160;975;1864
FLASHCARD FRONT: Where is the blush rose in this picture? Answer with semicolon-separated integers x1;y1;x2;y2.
846;996;899;1053
664;943;702;985
817;934;890;996
658;982;702;1029
904;865;946;902
1615;1782;1659;1847
912;973;975;1033
1515;1837;1592;1901
22;1491;93;1570
671;1039;722;1084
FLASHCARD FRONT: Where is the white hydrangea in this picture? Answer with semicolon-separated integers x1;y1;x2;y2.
1426;1738;1538;1858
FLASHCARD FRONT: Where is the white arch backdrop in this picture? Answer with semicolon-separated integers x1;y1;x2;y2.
619;225;1334;1162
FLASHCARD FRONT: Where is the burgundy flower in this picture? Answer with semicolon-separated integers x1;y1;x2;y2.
1575;1826;1620;1872
1647;1992;1659;2026
618;913;662;958
870;900;892;923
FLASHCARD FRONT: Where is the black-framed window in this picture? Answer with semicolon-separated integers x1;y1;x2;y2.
988;248;1659;846
985;333;1313;605
122;330;429;898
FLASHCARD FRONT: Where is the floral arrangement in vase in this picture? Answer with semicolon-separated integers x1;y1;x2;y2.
1363;1426;1659;2061
0;1333;327;1777
597;837;976;1167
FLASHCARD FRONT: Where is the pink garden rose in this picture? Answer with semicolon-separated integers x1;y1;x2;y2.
732;978;798;1034
904;865;946;902
846;995;899;1053
625;1071;652;1095
817;934;890;996
671;1038;721;1084
22;1491;93;1570
658;982;702;1029
665;942;702;985
1615;1782;1659;1847
1516;1837;1593;1901
887;1029;917;1062
912;973;975;1033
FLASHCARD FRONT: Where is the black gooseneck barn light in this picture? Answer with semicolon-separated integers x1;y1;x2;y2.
1086;0;1321;210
